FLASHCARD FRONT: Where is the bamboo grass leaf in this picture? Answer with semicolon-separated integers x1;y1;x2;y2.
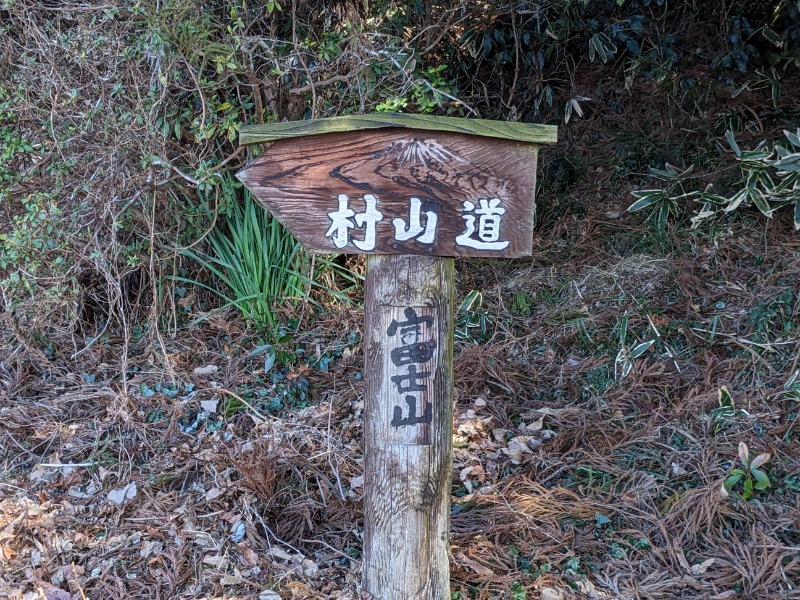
794;200;800;230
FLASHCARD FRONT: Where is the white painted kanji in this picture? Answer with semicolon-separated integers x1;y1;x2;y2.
455;198;509;250
353;194;383;251
392;197;438;244
325;194;356;249
325;194;384;251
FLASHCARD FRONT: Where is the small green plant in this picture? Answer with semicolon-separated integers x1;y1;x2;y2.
626;164;690;231
376;63;459;115
0;85;35;185
613;312;655;381
177;177;307;332
722;441;771;500
455;289;491;343
566;466;617;492
511;291;532;316
711;16;760;75
710;386;749;433
778;370;800;401
629;129;800;232
508;580;526;600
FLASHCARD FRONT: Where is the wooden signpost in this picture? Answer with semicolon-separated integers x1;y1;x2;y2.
237;114;556;599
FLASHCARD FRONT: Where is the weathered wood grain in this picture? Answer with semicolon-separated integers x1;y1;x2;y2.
363;254;454;599
239;113;557;146
236;129;539;257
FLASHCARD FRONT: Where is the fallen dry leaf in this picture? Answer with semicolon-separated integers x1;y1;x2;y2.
140;540;163;559
675;544;692;572
454;552;493;576
205;487;224;502
540;588;565;600
239;544;260;567
220;574;244;585
32;581;71;600
200;398;219;413
302;558;320;577
501;436;534;464
202;554;227;568
268;547;294;562
672;462;688;477
1;544;17;561
107;482;137;506
524;415;545;432
691;558;716;575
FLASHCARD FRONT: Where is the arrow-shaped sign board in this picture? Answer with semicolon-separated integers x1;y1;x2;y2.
237;114;556;258
237;114;556;600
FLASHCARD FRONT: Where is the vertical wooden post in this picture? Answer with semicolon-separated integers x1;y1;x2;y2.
363;254;454;600
237;113;556;597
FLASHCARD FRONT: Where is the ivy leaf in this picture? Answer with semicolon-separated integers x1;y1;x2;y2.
595;512;611;526
625;38;641;55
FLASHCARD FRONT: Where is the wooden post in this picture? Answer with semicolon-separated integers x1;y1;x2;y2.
363;254;454;599
236;113;556;599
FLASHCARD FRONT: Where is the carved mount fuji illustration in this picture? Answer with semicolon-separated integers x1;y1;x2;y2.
382;138;469;167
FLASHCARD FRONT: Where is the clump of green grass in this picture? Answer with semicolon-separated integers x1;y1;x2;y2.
179;183;306;331
177;178;360;335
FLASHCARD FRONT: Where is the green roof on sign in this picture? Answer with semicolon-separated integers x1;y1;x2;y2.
239;113;558;146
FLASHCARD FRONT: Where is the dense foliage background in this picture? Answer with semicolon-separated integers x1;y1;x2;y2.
1;1;799;598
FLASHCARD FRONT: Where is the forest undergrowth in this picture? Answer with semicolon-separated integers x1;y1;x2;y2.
1;1;799;598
